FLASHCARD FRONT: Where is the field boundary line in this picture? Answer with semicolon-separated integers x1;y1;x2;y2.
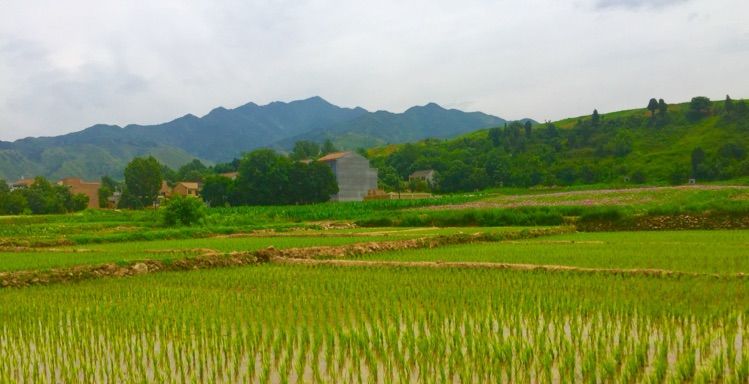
271;258;749;279
0;227;574;288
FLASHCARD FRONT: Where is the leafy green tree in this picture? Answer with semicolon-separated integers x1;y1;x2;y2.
70;194;89;212
3;190;27;215
200;175;234;207
160;164;177;184
97;176;118;208
487;127;502;147
524;120;532;137
647;98;658;117
377;165;403;192
687;96;712;121
176;159;208;182
691;147;706;178
122;156;163;208
288;161;338;203
290;140;321;160
161;195;206;226
321;139;337;155
725;95;735;114
591;109;600;127
235;149;292;205
657;99;668;114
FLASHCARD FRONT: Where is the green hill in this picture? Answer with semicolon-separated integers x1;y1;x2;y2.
369;97;749;192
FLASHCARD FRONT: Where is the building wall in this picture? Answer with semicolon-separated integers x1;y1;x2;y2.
59;178;100;209
326;153;378;201
173;184;198;197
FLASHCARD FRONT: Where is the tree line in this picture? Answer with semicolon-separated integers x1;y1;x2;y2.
102;148;339;209
0;177;89;215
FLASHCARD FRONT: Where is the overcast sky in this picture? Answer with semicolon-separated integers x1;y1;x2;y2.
1;0;747;141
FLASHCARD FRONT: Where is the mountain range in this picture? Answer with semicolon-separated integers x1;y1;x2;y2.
0;97;519;181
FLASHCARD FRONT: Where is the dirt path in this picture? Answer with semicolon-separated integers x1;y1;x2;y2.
272;258;748;279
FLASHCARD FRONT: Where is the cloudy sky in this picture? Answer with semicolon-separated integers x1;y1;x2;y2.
0;0;747;141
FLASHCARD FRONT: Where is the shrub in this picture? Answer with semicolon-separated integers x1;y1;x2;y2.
161;196;207;226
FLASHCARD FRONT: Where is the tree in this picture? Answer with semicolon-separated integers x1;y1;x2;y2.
234;149;292;205
725;95;735;114
488;127;502;147
524;120;532;137
321;139;337;155
97;176;118;208
657;99;668;115
161;196;206;226
591;109;600;127
288;161;338;204
122;156;163;208
647;98;658;118
687;96;712;121
70;194;89;212
290;140;321;160
377;165;403;192
200;175;234;207
176;159;208;182
691;147;706;178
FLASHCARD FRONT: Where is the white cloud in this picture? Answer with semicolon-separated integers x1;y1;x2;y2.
594;0;690;10
0;0;748;140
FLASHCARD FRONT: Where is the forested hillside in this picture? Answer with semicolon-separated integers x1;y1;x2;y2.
370;96;749;192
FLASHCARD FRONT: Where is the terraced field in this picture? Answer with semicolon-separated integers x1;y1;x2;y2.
1;200;748;382
362;230;749;275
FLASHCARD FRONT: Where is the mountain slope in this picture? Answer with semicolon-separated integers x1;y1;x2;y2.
0;97;510;181
275;103;510;149
367;98;749;191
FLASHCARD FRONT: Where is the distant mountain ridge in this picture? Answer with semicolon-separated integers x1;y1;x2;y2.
0;97;519;180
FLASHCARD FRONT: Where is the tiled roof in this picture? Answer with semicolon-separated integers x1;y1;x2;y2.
12;178;35;187
317;152;350;162
178;182;200;189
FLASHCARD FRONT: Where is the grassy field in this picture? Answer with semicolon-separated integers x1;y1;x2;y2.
363;230;749;275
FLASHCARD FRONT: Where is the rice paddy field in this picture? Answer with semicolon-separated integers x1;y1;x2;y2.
1;186;749;382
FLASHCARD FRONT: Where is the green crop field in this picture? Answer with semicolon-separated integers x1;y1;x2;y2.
0;227;526;272
1;264;748;383
363;230;749;275
2;187;749;382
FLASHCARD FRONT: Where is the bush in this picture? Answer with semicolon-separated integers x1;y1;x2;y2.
161;196;207;226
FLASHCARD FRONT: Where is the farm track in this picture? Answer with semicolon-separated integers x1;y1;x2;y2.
273;258;749;279
0;227;573;288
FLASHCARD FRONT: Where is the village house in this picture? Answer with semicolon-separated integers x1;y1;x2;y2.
219;172;238;180
318;152;378;201
10;178;35;191
172;182;200;197
409;170;437;186
57;178;101;209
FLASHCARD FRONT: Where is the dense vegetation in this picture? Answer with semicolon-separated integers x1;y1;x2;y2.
370;96;749;192
0;177;88;215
